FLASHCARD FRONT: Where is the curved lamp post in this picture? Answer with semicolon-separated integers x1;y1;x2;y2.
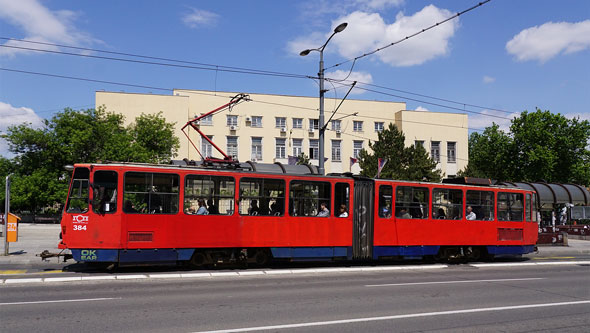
300;22;347;175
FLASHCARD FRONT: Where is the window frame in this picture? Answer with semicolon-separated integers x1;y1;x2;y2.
239;177;286;216
123;171;180;215
92;170;118;214
374;122;384;132
432;188;463;220
353;120;363;132
331;140;341;162
275;138;286;159
292;118;303;129
226;115;238;127
251;116;263;128
275;117;286;128
447;142;456;163
465;190;495;221
497;192;524;222
378;185;393;219
395;186;429;219
66;167;90;213
289;180;332;217
184;174;235;216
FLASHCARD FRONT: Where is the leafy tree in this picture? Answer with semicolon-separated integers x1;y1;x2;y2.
296;153;310;165
459;108;590;185
0;107;180;213
359;123;442;181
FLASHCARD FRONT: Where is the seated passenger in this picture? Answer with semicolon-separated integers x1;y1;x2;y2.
207;199;219;215
317;202;330;217
124;200;138;213
466;206;476;220
398;208;411;219
381;204;392;218
338;204;348;218
196;198;209;215
186;206;196;214
437;208;446;219
270;202;281;216
248;199;260;215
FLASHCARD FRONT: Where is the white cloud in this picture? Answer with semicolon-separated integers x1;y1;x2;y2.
0;0;99;57
415;106;429;111
182;8;219;29
0;101;44;156
506;20;590;63
483;75;495;84
566;112;590;122
468;109;519;133
290;5;459;67
325;70;373;95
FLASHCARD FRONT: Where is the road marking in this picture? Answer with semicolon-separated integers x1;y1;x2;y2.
365;277;545;287
4;278;43;284
194;300;590;333
472;260;590;268
0;270;27;275
532;256;576;260
40;270;64;274
115;274;148;280
0;297;121;306
44;277;82;282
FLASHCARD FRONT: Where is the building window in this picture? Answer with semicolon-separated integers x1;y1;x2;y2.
202;135;213;157
251;137;262;160
200;114;213;126
276;138;286;159
331;120;341;131
226;115;238;127
374;122;384;132
447;142;456;163
415;140;424;148
331;140;341;161
293;118;303;129
251;116;262;128
431;141;440;163
227;136;238;158
293;138;303;157
353;140;363;158
309;119;319;130
353;121;363;132
275;117;286;128
309;139;319;159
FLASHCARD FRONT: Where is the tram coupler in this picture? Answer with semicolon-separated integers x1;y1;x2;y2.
37;249;74;262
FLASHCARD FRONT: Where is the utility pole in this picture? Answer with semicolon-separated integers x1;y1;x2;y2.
300;22;348;175
4;174;12;256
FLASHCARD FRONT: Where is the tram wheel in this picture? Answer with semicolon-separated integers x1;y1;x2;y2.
190;252;207;268
254;250;270;266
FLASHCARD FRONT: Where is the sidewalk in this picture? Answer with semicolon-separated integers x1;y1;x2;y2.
0;223;64;265
534;239;590;255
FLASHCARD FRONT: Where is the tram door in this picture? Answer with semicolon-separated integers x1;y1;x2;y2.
353;179;374;260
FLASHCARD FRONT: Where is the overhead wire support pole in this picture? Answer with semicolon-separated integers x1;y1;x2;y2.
322;81;357;132
4;173;12;256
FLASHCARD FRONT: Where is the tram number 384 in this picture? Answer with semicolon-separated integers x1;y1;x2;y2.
73;225;87;231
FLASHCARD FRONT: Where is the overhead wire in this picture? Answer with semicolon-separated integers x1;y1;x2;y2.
326;0;492;70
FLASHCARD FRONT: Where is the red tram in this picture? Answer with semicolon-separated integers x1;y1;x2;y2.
59;161;538;265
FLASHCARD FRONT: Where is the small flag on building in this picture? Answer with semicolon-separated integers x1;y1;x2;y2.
377;158;388;178
288;155;298;165
350;157;358;168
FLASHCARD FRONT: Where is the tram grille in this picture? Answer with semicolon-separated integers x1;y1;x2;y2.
497;228;523;241
128;232;153;242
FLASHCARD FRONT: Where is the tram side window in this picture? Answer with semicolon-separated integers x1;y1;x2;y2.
432;188;462;220
395;186;429;219
379;185;393;218
497;192;524;221
92;171;118;214
239;178;285;216
185;175;234;215
532;193;539;222
526;194;532;222
466;190;494;221
66;168;90;213
334;183;350;217
289;181;331;217
124;172;179;214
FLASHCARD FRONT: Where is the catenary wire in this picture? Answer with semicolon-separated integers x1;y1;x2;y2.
326;0;491;70
1;67;496;131
0;37;308;79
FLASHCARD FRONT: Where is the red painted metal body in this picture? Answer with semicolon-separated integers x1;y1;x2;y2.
59;163;538;259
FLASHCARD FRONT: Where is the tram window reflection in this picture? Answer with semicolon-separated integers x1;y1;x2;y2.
432;188;462;220
395;186;429;219
498;192;524;221
239;178;285;216
124;172;179;214
66;167;90;213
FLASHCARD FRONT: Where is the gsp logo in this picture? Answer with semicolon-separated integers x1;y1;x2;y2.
81;250;97;261
72;215;89;223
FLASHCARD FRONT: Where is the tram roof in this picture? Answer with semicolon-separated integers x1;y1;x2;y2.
499;181;590;207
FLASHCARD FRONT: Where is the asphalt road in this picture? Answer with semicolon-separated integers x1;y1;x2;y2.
1;263;589;332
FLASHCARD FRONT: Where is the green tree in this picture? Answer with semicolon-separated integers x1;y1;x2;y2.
359;123;442;181
296;153;310;165
459;108;590;185
0;107;180;213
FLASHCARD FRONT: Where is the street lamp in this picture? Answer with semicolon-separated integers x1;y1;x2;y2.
300;22;347;175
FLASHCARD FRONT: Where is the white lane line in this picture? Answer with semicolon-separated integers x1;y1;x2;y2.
81;276;117;281
0;297;121;306
148;273;182;279
365;277;545;287
4;278;43;284
44;277;82;282
472;260;590;268
193;300;590;333
115;274;148;280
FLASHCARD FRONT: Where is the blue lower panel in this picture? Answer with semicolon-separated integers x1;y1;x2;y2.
71;249;195;262
373;246;440;259
71;249;119;262
487;245;535;255
271;247;349;258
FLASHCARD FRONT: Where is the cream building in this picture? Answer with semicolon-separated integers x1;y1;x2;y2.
96;89;467;177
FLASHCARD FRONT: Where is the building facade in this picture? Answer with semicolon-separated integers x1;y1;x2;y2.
96;89;468;177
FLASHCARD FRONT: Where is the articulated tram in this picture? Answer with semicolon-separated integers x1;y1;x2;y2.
59;161;538;266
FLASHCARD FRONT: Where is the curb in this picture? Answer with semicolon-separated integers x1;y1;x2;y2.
1;261;589;285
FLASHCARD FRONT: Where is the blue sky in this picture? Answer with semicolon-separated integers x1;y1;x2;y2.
1;0;589;155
